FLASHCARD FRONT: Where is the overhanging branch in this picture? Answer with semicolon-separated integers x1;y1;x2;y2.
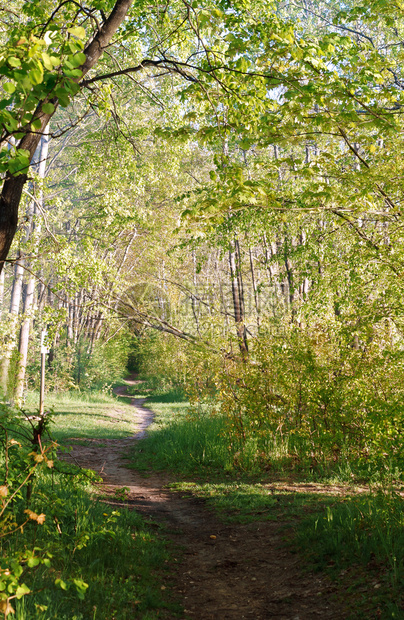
80;58;199;86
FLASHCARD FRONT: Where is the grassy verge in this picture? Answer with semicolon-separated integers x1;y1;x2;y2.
10;474;176;620
1;386;182;620
128;384;404;619
24;387;140;443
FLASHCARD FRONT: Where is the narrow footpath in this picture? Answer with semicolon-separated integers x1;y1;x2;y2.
63;380;347;620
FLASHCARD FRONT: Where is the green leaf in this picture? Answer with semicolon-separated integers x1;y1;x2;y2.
31;118;42;130
235;57;249;72
27;557;40;568
7;157;29;177
65;81;80;95
4;115;18;131
70;52;86;67
3;82;16;94
41;52;54;71
15;584;30;599
42;102;55;114
239;138;252;150
54;88;70;107
29;69;43;85
64;69;83;78
73;579;88;600
68;39;82;54
55;579;68;591
8;57;21;68
67;26;86;39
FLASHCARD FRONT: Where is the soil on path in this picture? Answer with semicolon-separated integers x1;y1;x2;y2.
62;380;347;620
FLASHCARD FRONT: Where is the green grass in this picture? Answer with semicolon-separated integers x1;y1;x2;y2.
127;384;404;619
24;388;140;443
1;385;182;620
128;398;234;476
294;490;404;619
5;471;179;620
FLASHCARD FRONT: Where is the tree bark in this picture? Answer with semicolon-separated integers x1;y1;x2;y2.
14;274;36;404
229;241;248;358
249;247;260;329
0;256;24;392
0;267;4;314
14;130;49;403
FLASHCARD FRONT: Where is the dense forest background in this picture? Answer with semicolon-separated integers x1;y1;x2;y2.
1;0;404;472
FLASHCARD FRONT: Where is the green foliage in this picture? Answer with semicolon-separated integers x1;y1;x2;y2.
178;317;404;481
295;490;404;619
131;383;404;617
9;479;172;619
0;397;175;619
25;331;132;394
72;334;132;391
134;332;191;392
0;6;88;174
0;402;58;615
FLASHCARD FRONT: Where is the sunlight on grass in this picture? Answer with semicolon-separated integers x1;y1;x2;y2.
128;385;404;619
24;389;140;443
8;471;177;620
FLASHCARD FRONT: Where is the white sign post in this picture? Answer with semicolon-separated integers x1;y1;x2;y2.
39;329;49;416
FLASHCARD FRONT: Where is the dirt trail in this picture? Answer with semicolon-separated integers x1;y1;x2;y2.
63;381;347;620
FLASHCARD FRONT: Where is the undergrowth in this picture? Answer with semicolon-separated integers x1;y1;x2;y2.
129;383;404;619
0;392;180;620
9;473;173;620
128;385;391;485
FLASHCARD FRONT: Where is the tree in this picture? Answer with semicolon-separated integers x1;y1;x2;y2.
0;0;135;272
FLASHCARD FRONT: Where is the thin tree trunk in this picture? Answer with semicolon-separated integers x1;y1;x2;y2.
67;299;74;342
249;247;260;329
10;256;24;315
229;241;248;358
14;275;36;404
14;129;49;402
0;268;4;314
191;250;201;335
0;256;24;392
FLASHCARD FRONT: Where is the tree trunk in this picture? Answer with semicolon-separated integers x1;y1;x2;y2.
0;267;4;314
229;241;248;358
14;275;36;404
0;256;24;392
249;247;260;329
14;130;49;403
191;250;201;335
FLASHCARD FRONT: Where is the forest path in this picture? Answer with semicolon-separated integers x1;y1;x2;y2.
63;379;346;620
